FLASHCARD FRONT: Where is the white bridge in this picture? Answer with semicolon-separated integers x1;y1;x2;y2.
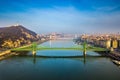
56;37;74;40
50;34;79;40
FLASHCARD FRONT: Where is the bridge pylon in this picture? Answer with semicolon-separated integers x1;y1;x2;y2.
32;50;36;56
32;42;37;56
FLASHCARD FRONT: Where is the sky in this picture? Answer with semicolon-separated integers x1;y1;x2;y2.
0;0;120;34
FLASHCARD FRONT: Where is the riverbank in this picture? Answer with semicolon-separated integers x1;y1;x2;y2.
0;39;49;61
36;39;49;44
0;50;15;61
96;51;120;61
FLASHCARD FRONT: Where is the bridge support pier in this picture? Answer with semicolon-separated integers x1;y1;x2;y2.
83;50;86;65
33;54;36;64
83;50;86;57
32;50;36;56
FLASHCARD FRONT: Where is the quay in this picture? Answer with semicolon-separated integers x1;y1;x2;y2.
97;51;120;61
0;50;14;60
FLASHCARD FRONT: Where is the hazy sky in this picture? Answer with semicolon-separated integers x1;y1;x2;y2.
0;0;120;34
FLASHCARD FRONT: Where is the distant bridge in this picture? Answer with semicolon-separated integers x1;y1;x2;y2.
56;37;74;40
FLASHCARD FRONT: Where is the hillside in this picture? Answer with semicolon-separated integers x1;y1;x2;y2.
0;25;40;48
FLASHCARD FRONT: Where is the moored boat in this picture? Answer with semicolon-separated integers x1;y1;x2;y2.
112;60;120;65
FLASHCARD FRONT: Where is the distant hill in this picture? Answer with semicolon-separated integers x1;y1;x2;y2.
0;25;40;48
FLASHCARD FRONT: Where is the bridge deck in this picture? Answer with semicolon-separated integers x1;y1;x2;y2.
11;47;108;52
11;42;109;52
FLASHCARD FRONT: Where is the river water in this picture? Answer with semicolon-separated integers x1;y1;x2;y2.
0;40;120;80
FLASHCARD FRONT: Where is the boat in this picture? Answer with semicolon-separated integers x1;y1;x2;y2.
112;60;120;65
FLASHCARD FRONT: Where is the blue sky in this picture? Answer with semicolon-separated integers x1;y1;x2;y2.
0;0;120;34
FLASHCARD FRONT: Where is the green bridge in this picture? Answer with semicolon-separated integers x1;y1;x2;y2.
11;42;109;57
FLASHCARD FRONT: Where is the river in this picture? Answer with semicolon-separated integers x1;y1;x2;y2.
0;40;120;80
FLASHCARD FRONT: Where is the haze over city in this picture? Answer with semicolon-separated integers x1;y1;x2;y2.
0;0;120;33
